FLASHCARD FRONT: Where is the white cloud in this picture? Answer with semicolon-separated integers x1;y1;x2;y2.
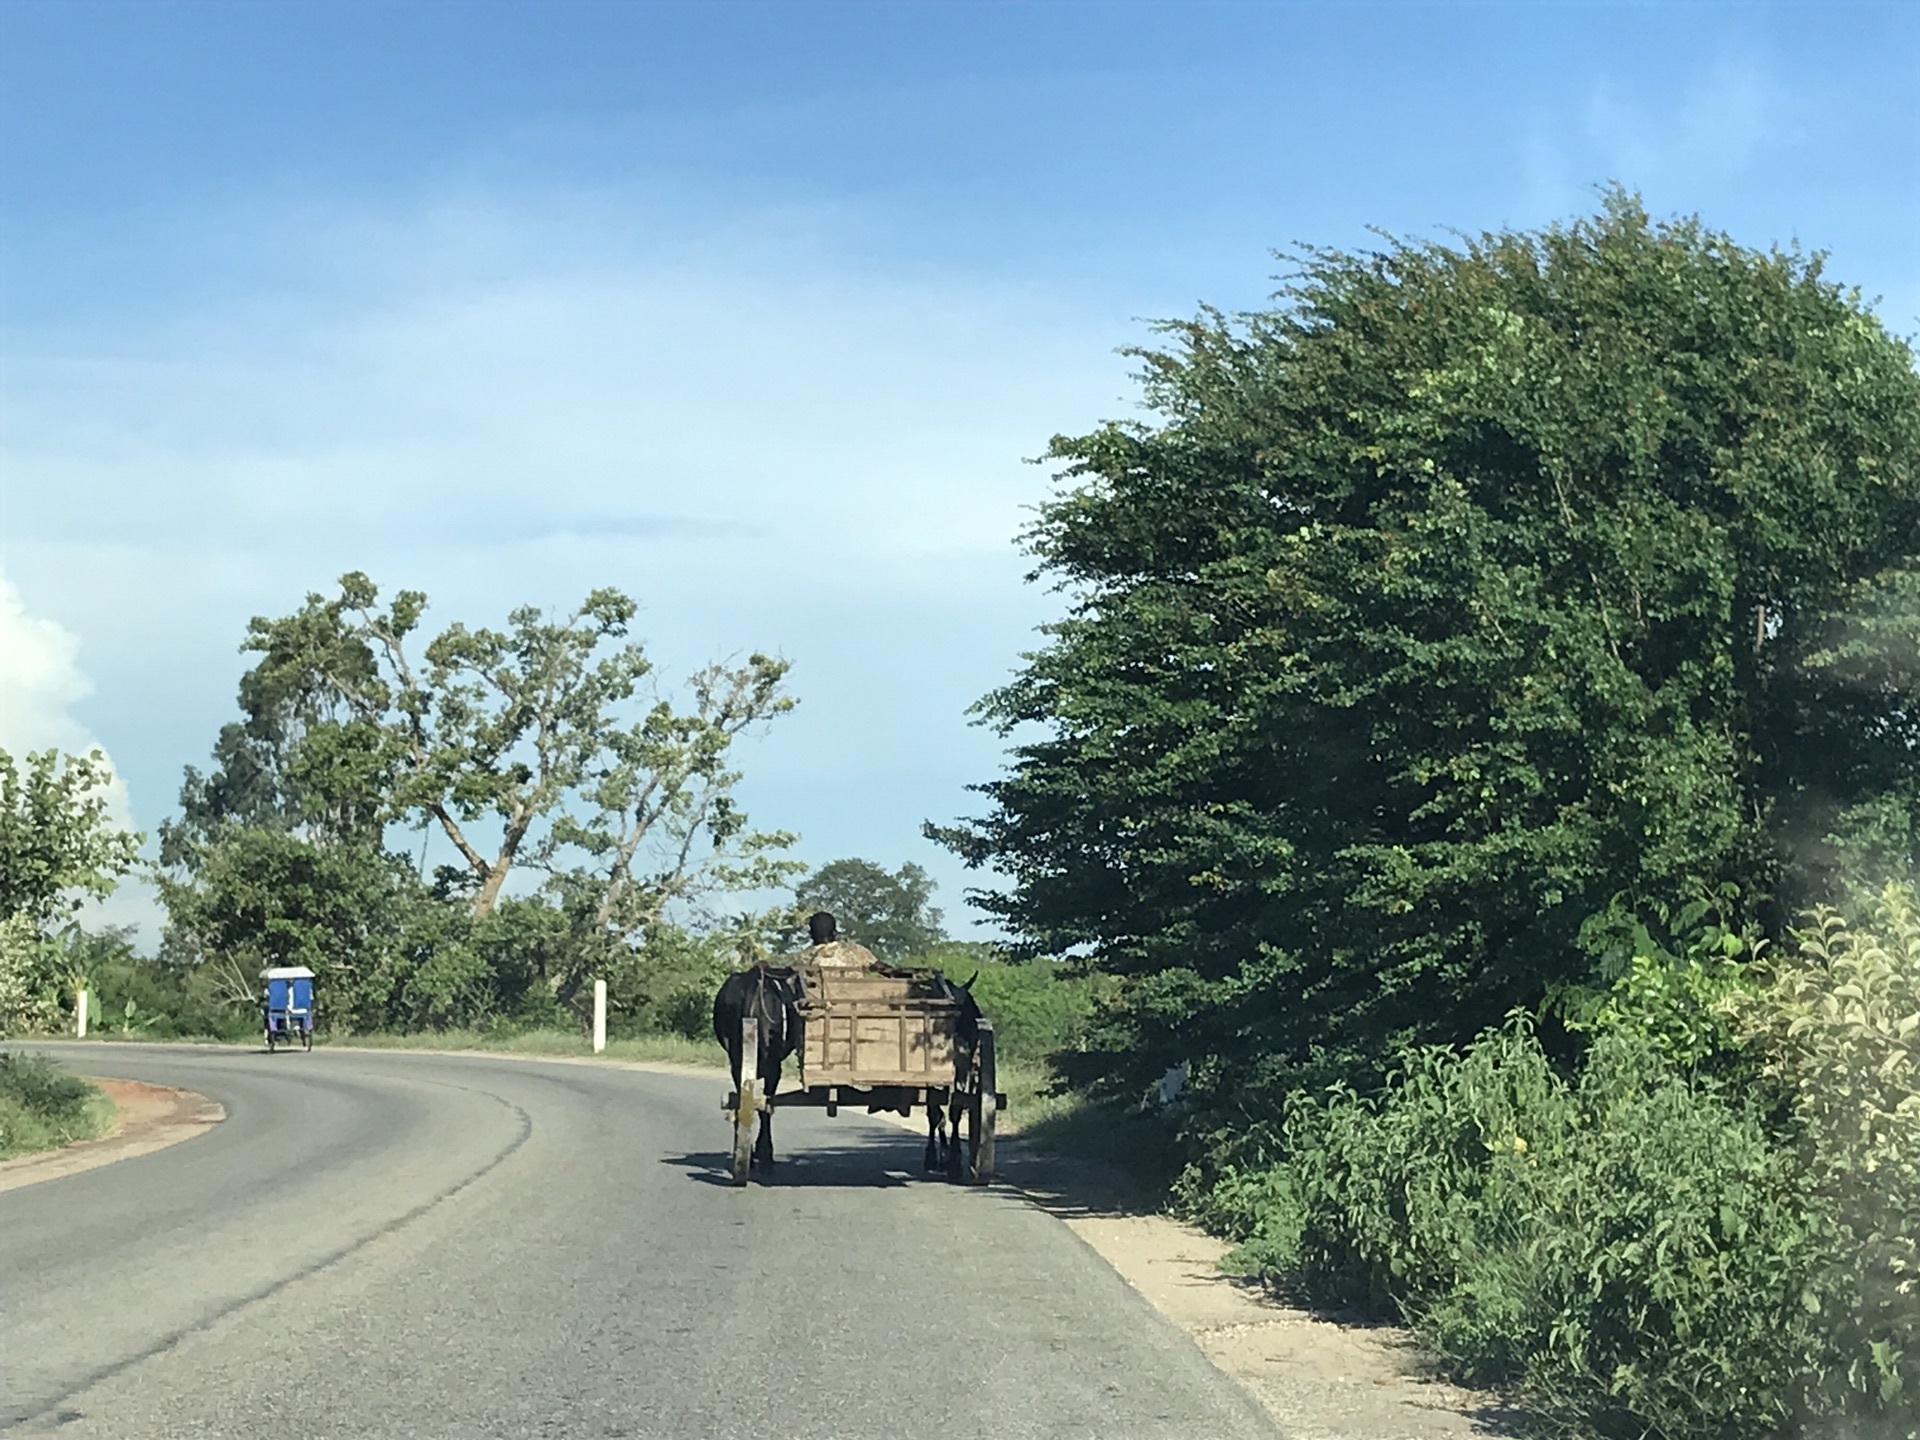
0;573;94;757
0;187;1135;938
1584;61;1785;183
0;573;155;937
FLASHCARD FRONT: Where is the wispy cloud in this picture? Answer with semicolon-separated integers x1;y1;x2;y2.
1520;58;1801;220
1;185;1133;937
1586;60;1788;182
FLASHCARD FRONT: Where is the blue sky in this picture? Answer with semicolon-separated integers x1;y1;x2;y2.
2;0;1916;940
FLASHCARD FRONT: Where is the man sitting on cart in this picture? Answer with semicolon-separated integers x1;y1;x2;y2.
797;911;879;969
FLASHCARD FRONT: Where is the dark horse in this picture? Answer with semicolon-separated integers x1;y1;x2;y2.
923;971;983;1174
711;963;804;1171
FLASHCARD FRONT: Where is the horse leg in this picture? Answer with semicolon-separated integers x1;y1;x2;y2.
924;1102;943;1172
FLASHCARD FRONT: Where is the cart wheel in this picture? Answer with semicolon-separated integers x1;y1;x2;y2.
730;1014;760;1187
944;1095;966;1183
968;1093;997;1184
968;1022;997;1185
730;1078;757;1187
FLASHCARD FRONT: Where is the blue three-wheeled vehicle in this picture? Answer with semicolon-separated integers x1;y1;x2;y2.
260;966;316;1052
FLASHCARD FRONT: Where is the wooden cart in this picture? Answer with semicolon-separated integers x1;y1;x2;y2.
727;963;1002;1187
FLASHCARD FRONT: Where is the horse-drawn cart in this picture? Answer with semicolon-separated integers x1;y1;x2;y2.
724;961;1003;1188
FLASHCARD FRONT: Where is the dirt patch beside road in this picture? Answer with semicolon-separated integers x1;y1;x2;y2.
0;1077;225;1193
1003;1142;1525;1440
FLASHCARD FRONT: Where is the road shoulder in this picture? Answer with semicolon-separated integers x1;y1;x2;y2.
1003;1143;1525;1440
0;1078;225;1193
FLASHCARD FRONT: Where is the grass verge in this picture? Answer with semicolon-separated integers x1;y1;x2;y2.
0;1051;116;1159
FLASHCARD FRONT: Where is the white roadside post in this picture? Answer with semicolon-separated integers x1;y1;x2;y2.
592;979;607;1054
75;989;88;1039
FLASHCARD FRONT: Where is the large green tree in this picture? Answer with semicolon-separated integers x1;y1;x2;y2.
236;574;797;926
936;196;1920;1105
0;748;143;1037
161;576;800;1026
786;857;945;960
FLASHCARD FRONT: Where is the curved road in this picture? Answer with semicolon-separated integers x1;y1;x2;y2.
1;1044;1280;1439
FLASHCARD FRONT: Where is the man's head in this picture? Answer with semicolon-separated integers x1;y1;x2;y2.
807;911;838;945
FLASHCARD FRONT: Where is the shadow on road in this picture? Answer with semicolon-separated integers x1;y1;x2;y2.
663;1127;996;1190
996;1138;1163;1221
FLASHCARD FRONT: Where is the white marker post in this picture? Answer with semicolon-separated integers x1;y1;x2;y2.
592;979;607;1054
75;989;88;1039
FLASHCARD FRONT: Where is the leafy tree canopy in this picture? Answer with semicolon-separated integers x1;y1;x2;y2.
176;574;798;928
786;857;945;961
160;577;802;1025
0;748;142;927
935;194;1920;1106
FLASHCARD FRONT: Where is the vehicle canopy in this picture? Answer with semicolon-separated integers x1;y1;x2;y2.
260;967;315;1016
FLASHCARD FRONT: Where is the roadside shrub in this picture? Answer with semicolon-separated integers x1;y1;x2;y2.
1727;883;1920;1435
1278;1019;1575;1317
0;1051;106;1157
1178;1016;1830;1438
910;946;1104;1068
1568;887;1764;1083
603;925;734;1041
1173;1147;1306;1279
1475;1033;1824;1438
59;925;257;1040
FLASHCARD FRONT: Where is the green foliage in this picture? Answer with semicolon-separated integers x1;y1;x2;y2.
234;573;799;938
0;748;142;927
158;825;424;1033
0;1052;110;1158
1727;883;1920;1430
1569;886;1763;1078
598;924;734;1039
912;945;1104;1067
1586;949;1750;1073
1180;1020;1830;1438
157;578;803;1036
787;858;945;960
937;194;1920;1107
0;913;62;1037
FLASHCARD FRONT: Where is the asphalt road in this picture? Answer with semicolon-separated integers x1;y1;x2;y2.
1;1044;1282;1440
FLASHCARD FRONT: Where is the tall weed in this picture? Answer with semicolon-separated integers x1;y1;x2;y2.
1727;883;1920;1435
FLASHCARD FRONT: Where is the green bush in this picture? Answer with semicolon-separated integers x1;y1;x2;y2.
1178;1018;1832;1438
1569;887;1764;1081
1464;1035;1823;1437
54;925;257;1041
1728;883;1920;1434
603;925;734;1041
909;945;1103;1068
1181;1019;1579;1318
0;1051;108;1157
